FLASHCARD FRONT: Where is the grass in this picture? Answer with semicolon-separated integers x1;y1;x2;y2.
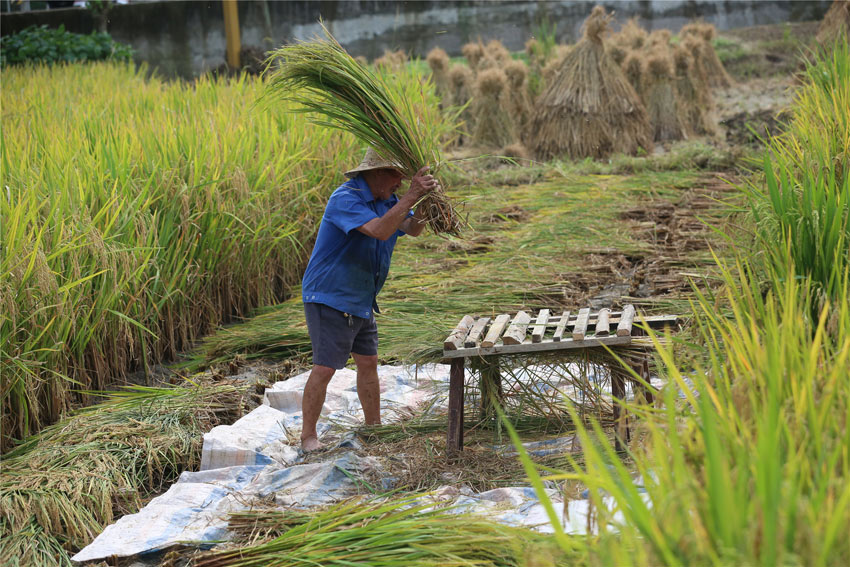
0;382;250;567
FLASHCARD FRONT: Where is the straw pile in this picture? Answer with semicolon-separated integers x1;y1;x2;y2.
681;22;733;88
426;46;451;101
478;39;512;72
462;41;485;72
643;48;687;141
374;48;408;70
673;43;715;135
817;0;850;45
472;68;516;148
612;17;648;50
622;50;643;92
265;24;463;235
448;64;475;144
528;6;651;160
504;59;532;134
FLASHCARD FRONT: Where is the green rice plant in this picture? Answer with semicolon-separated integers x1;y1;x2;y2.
748;39;850;300
194;495;571;567
0;382;248;567
0;60;372;448
263;23;464;234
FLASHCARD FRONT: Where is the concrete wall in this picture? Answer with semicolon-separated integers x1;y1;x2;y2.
1;0;831;79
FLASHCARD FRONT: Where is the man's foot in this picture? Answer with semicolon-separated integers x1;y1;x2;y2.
301;435;321;452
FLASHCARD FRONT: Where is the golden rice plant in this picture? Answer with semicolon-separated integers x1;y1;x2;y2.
0;61;363;449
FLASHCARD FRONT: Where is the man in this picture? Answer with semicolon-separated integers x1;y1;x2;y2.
300;148;437;451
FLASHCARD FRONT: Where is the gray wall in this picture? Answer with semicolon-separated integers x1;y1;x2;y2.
1;0;831;79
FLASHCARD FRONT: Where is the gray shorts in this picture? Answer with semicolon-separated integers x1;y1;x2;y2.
304;302;378;369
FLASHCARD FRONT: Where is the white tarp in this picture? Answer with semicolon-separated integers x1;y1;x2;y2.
73;362;646;564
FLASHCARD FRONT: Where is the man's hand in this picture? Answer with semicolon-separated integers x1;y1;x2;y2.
408;166;438;199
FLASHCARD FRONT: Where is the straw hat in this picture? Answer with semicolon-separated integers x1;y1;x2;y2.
344;148;403;178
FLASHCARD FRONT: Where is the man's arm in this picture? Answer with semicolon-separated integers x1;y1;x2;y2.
399;206;427;237
357;167;436;241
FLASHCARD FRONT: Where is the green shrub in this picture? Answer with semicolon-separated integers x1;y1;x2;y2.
0;25;132;66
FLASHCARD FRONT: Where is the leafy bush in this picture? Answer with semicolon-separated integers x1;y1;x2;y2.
0;24;132;66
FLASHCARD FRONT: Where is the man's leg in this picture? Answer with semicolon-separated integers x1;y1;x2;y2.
301;364;336;451
352;353;381;425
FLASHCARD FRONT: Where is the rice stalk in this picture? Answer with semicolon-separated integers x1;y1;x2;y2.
263;23;464;235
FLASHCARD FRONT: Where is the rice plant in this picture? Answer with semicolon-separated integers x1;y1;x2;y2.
193;496;570;567
0;382;249;567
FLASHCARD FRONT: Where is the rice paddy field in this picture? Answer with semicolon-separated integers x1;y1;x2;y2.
2;10;849;567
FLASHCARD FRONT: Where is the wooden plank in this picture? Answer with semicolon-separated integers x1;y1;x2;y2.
503;311;532;345
595;308;611;337
481;314;511;348
464;316;490;348
552;310;571;342
443;315;475;351
442;335;632;358
531;309;550;343
446;358;465;457
572;308;590;341
617;304;636;337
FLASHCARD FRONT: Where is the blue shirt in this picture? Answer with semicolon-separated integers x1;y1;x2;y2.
301;174;411;318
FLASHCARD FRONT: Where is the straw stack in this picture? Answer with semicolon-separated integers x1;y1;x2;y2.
448;64;475;143
374;49;409;70
643;48;687;142
478;39;512;72
622;50;643;92
426;47;451;102
612;17;648;50
673;44;715;136
472;68;515;148
528;6;651;160
462;42;485;73
817;0;850;45
504;59;532;135
681;23;732;88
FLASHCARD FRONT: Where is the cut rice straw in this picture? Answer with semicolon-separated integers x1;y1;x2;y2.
263;23;465;235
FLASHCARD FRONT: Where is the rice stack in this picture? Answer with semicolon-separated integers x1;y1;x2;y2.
817;0;850;45
472;68;516;148
478;39;512;72
462;42;485;73
647;29;672;48
613;17;648;50
622;50;643;92
529;6;651;160
693;24;733;88
504;59;532;135
673;44;716;136
448;64;475;144
374;49;408;70
643;49;687;142
426;47;451;102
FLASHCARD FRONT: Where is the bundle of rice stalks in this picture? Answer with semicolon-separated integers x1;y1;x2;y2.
426;46;451;102
0;383;248;567
541;44;572;85
504;59;532;134
447;63;475;146
528;6;651;160
643;48;687;142
683;23;733;88
622;49;643;92
462;41;485;72
647;29;672;48
673;44;716;136
374;48;408;70
501;142;530;163
194;496;557;567
612;17;647;50
607;42;627;66
265;25;464;235
478;38;513;72
472;68;516;148
817;0;850;45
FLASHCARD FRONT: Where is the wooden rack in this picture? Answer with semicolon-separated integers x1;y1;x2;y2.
441;305;678;458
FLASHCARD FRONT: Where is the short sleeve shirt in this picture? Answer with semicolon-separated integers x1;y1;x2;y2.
301;174;411;318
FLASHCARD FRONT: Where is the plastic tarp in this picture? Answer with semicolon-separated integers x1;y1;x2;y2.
73;363;646;563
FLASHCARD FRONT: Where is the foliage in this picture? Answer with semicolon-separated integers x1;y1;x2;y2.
0;383;248;567
0;24;132;66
